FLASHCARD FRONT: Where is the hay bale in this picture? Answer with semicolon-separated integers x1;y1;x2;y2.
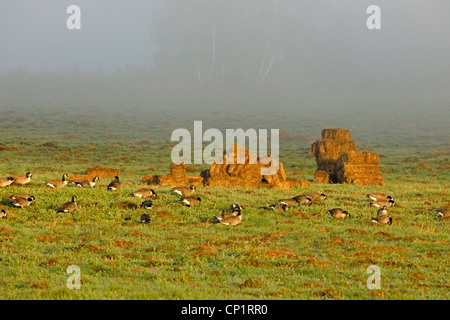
70;174;95;183
335;151;384;186
321;128;352;141
313;171;329;184
170;162;188;185
187;176;204;187
142;175;159;185
287;178;311;188
158;175;174;186
85;166;119;178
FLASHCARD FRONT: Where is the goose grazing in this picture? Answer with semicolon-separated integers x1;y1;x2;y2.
305;191;327;201
73;176;99;188
133;188;157;199
107;176;122;191
327;208;351;219
12;196;35;208
10;193;33;201
371;215;392;225
293;195;312;205
172;185;196;196
58;195;77;213
140;200;153;210
367;193;393;201
10;172;32;186
0;210;7;218
215;204;243;221
277;198;299;206
140;213;151;224
46;174;69;188
371;199;395;208
269;202;290;211
181;196;201;207
0;177;15;188
219;209;242;226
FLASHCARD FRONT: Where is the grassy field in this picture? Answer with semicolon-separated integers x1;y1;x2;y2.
0;103;449;300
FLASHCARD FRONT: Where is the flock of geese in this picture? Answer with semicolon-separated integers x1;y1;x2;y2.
0;172;449;226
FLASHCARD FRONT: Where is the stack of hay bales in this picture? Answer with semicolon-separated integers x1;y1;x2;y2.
142;162;204;187
207;144;262;188
335;151;384;186
311;128;356;183
311;128;384;186
203;144;308;189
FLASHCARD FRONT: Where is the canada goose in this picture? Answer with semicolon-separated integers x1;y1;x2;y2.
58;195;77;213
377;206;389;216
0;210;7;218
10;193;34;201
371;199;395;208
140;213;151;224
371;215;392;225
269;202;290;211
107;176;122;191
220;210;242;226
367;193;393;201
181;196;201;207
293;195;313;205
0;177;15;188
133;188;157;199
215;204;243;221
305;191;327;201
277;198;299;206
10;172;32;186
73;176;99;188
12;196;35;208
172;185;196;196
46;174;69;188
327;208;351;219
140;200;153;210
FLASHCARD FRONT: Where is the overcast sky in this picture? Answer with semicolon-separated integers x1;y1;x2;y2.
0;0;449;75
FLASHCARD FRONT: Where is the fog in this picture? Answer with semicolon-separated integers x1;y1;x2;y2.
0;0;449;131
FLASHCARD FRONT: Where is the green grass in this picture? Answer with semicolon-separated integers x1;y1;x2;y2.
0;106;449;300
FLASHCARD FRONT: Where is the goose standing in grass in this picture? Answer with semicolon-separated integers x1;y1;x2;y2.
140;213;151;224
327;208;351;219
73;176;99;188
172;185;196;196
133;188;157;199
371;215;393;225
58;195;77;213
46;174;69;188
10;172;32;186
269;202;290;211
12;196;35;208
181;196;201;207
0;210;7;218
0;177;15;188
140;200;153;210
107;176;122;191
371;199;395;208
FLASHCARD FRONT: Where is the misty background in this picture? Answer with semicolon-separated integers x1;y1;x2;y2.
0;0;449;147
